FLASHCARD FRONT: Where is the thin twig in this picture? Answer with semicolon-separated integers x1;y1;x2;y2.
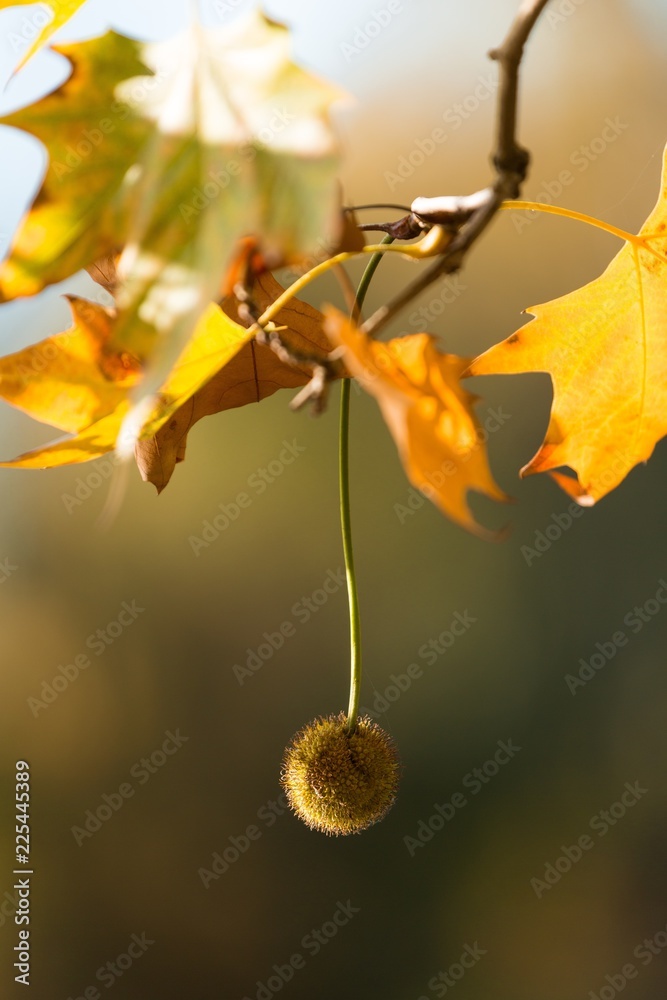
343;203;412;214
362;0;551;338
233;282;342;413
491;0;550;189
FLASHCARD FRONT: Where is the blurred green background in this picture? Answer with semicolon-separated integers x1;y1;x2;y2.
1;1;667;998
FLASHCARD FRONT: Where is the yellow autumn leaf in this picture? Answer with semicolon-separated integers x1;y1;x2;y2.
136;273;347;492
0;31;149;300
0;297;255;469
0;296;139;433
469;143;667;505
0;0;88;70
325;309;509;537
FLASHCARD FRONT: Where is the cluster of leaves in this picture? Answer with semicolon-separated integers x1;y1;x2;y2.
1;3;666;537
0;11;346;480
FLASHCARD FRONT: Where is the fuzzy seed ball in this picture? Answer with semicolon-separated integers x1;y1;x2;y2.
280;712;400;835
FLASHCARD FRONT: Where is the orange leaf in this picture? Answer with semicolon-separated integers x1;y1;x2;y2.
0;298;253;470
0;297;139;436
0;276;342;487
135;273;345;491
469;144;667;504
325;309;509;538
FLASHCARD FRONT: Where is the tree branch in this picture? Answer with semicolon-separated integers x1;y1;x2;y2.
361;0;551;338
491;0;550;188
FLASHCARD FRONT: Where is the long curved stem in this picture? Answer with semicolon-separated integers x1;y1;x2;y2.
339;378;358;732
500;200;667;268
342;236;394;734
500;200;638;243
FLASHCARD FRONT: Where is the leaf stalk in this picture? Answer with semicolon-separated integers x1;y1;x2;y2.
341;235;394;734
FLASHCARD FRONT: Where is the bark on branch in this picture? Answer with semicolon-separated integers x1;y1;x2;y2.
361;0;551;338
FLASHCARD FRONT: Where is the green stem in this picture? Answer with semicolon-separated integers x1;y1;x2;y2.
343;236;394;734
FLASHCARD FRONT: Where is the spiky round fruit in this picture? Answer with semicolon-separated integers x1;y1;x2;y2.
280;712;400;835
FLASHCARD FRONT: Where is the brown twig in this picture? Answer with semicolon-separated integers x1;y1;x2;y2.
361;0;551;338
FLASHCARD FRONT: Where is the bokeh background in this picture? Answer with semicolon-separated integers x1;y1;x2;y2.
1;1;667;998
